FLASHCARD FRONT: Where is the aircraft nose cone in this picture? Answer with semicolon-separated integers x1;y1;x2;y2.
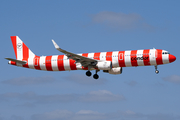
169;54;176;63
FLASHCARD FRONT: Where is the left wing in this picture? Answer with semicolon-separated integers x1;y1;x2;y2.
52;40;97;67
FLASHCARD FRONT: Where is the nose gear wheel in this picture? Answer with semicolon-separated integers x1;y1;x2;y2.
155;66;159;74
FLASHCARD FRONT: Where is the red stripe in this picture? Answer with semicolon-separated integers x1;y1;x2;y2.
106;52;113;61
156;49;163;65
94;52;100;60
69;59;77;70
118;51;126;67
131;50;138;66
82;53;89;70
169;54;176;63
143;49;151;66
23;43;29;59
82;67;88;70
11;36;17;59
82;53;88;57
45;56;53;71
22;43;29;68
57;55;65;71
93;52;100;70
10;61;16;66
34;56;41;70
22;62;29;68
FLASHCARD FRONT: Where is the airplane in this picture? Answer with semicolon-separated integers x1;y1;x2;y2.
5;36;176;79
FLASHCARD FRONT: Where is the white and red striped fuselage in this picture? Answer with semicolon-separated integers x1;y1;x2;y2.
9;49;175;71
7;36;176;79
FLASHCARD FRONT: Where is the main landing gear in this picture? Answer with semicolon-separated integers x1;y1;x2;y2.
86;70;99;79
86;71;92;77
155;66;159;74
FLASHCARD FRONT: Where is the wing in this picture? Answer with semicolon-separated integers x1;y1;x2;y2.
52;40;97;67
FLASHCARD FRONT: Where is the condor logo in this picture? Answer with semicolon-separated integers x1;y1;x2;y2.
131;56;149;61
17;43;22;49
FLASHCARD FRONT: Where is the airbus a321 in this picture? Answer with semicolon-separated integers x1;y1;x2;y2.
5;36;176;79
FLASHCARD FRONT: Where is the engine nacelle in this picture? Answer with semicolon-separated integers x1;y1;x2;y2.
103;67;122;75
96;61;112;70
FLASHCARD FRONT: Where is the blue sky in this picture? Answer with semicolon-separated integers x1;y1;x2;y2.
1;0;180;120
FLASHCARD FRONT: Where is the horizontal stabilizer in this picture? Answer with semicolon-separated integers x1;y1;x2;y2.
5;58;27;64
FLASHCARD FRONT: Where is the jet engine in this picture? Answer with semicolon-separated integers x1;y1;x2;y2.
96;61;112;70
103;67;122;75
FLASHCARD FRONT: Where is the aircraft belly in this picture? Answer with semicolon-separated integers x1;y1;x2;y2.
63;58;71;71
124;51;132;67
162;54;169;64
149;49;157;65
51;55;59;71
112;51;119;67
136;50;144;66
28;58;35;69
39;56;47;71
76;63;83;70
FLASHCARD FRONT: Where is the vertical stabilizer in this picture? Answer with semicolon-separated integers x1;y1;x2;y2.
10;36;35;60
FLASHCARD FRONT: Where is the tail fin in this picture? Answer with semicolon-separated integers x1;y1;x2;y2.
11;36;35;60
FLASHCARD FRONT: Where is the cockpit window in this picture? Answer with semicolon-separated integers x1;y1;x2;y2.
162;52;170;54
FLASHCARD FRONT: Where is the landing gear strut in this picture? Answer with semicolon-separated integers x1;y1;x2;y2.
86;70;100;79
155;66;159;74
86;66;92;77
93;70;100;79
86;66;100;79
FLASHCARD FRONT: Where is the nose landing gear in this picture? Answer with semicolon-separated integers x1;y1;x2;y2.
155;66;159;74
155;70;159;74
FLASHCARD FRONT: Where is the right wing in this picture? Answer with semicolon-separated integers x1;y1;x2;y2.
52;40;98;67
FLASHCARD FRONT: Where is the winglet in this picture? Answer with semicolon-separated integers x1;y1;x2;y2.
52;40;60;49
